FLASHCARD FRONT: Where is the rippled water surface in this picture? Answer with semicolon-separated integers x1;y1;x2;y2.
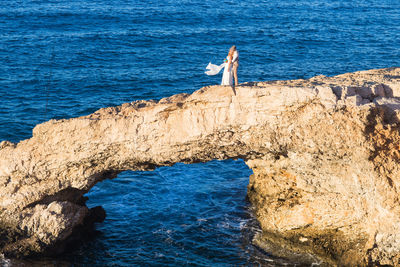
1;0;400;266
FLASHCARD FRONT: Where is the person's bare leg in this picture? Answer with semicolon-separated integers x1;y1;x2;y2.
233;62;238;86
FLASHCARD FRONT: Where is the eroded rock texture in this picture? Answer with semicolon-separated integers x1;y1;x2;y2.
1;67;400;265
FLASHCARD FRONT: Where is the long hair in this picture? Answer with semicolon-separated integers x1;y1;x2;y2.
228;45;236;61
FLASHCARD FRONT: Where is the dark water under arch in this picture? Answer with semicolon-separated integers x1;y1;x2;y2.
63;159;266;266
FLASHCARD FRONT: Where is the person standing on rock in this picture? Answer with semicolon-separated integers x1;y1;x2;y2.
221;47;234;86
231;45;239;86
204;45;239;93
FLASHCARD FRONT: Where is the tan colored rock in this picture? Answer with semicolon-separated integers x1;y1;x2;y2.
1;67;400;265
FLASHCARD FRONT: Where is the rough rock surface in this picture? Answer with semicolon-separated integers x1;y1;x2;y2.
1;67;400;265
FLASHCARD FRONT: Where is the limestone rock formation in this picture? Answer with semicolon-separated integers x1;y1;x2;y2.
2;67;400;265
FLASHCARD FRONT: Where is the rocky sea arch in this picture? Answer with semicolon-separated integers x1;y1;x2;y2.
2;67;400;265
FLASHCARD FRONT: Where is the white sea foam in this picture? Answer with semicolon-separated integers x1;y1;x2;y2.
0;254;11;267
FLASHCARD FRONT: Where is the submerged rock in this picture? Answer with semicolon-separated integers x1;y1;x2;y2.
1;67;400;265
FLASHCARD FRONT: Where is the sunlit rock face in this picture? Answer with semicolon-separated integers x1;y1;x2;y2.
1;67;400;265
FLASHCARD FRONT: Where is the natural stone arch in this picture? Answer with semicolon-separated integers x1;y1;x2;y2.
2;68;400;265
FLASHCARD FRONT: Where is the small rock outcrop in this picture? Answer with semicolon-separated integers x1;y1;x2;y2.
2;67;400;265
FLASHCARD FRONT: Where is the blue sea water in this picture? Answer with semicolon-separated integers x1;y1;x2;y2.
1;0;399;266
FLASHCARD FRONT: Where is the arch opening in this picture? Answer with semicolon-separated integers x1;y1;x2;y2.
55;159;286;266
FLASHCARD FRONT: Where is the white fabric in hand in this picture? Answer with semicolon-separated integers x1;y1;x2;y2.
205;62;225;75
